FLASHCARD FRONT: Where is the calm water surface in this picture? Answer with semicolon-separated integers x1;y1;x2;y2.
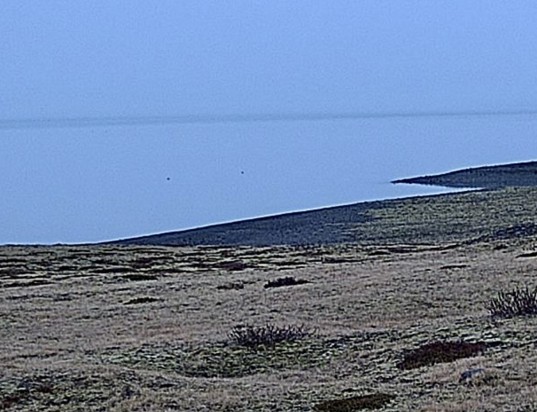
1;114;536;243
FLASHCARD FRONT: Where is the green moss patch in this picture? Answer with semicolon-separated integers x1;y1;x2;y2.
100;334;374;379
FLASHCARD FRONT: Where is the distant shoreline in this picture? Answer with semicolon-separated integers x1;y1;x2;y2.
392;160;537;189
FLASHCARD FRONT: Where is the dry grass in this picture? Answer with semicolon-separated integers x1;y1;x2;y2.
2;235;537;410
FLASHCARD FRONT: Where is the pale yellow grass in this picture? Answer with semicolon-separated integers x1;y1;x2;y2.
2;240;537;411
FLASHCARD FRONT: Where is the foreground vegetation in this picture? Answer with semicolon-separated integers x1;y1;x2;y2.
3;234;537;410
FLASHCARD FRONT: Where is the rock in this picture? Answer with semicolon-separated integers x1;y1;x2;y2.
459;367;486;385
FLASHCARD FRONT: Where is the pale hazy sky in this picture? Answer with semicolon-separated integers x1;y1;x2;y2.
1;1;537;244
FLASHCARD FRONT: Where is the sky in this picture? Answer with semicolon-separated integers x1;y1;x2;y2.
1;1;537;244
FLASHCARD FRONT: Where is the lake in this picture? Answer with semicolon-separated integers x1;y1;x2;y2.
1;113;536;244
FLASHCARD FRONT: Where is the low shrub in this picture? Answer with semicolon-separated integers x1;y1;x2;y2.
122;273;157;281
217;261;248;271
1;378;54;409
216;282;244;290
264;276;310;289
397;340;487;370
228;324;312;348
124;297;159;305
487;286;537;318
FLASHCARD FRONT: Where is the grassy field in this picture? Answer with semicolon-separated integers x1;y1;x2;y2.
3;188;537;411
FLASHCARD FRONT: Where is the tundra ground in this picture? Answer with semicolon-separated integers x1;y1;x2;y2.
2;237;537;411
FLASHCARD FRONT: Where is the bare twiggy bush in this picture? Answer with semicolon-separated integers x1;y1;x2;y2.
228;324;312;348
487;286;537;318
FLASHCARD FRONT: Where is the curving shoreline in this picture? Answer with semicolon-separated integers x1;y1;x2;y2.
392;160;537;189
108;161;537;247
110;187;537;247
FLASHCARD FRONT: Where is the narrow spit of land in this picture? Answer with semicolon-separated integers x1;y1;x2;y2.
392;160;537;189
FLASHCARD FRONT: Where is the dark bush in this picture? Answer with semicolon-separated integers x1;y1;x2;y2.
92;266;133;274
313;393;396;411
124;297;159;305
228;324;312;348
1;378;54;409
216;282;244;290
4;279;51;288
397;340;487;370
487;286;537;318
264;276;310;289
217;261;248;271
122;273;157;281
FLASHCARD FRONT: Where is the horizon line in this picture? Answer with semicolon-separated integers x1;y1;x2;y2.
1;108;537;130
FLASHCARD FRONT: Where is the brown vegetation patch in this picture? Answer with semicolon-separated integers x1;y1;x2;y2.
122;273;158;281
321;256;362;264
124;297;160;305
313;393;396;411
216;260;250;271
0;267;29;277
517;250;537;258
0;377;54;410
264;276;310;289
440;264;468;270
367;250;391;256
3;279;51;288
216;282;244;290
130;255;175;269
397;340;487;370
91;266;134;274
0;257;28;265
